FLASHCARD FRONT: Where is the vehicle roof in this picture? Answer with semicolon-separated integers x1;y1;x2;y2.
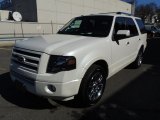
81;12;141;19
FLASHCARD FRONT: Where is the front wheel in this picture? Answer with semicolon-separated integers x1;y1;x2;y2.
76;65;107;106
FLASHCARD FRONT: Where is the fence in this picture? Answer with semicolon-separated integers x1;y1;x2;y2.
0;21;64;38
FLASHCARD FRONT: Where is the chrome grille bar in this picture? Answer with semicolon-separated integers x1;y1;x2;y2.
11;47;42;73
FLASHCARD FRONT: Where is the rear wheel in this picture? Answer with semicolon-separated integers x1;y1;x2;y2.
131;49;143;68
77;64;107;106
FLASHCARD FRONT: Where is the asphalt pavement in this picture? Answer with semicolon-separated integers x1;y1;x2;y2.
0;38;160;120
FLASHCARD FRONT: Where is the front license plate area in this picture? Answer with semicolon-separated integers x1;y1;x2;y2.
14;80;26;93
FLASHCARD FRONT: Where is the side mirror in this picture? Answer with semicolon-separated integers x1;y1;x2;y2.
117;30;130;37
113;30;130;41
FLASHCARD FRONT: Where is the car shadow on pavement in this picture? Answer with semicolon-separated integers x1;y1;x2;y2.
75;38;160;120
79;65;160;120
0;72;55;109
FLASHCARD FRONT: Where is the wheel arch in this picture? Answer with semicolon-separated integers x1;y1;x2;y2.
140;45;144;53
79;59;109;81
92;60;109;77
76;60;109;105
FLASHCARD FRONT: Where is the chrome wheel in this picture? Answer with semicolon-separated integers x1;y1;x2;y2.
87;71;105;102
137;51;143;67
77;64;107;106
131;49;143;69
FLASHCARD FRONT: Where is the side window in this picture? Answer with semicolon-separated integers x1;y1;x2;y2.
136;19;146;34
113;17;126;40
126;18;139;37
114;17;126;34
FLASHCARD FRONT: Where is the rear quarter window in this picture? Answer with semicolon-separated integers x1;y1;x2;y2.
136;19;146;34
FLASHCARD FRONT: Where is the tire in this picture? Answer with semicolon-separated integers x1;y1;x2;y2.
131;49;143;69
77;64;107;106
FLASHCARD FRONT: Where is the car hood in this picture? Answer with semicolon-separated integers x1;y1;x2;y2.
15;34;102;55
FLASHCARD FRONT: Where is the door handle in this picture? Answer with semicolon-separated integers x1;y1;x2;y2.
126;42;130;45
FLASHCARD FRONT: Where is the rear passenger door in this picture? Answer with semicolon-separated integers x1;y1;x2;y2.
125;17;140;60
135;19;147;51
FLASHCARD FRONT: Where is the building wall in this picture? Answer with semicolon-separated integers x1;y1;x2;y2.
37;0;131;23
0;10;9;21
11;0;131;31
36;0;131;31
0;21;55;38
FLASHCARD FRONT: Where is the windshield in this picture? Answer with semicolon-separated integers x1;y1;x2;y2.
58;16;113;37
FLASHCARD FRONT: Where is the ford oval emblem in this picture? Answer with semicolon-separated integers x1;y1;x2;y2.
17;56;26;63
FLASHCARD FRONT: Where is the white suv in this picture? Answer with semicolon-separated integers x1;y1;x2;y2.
10;12;147;106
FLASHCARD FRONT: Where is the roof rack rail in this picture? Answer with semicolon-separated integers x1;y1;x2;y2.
99;12;133;16
117;12;132;16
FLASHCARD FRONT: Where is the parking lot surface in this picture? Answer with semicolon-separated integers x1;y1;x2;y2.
0;38;160;120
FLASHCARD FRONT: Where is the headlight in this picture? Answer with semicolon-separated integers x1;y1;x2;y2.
47;55;76;73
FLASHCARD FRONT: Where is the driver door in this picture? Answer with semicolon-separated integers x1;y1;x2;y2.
110;17;131;74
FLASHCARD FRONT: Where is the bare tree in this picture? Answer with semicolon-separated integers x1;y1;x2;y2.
135;2;158;23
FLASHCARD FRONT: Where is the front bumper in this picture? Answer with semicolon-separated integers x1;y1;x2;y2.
10;69;81;101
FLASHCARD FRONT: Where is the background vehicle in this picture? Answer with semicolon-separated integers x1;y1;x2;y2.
145;24;160;38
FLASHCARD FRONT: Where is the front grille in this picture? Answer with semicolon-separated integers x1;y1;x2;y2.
11;47;42;73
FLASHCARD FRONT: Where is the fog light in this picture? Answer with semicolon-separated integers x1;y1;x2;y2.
47;85;56;92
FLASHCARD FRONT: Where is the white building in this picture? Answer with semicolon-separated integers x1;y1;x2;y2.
12;0;131;23
0;0;131;38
